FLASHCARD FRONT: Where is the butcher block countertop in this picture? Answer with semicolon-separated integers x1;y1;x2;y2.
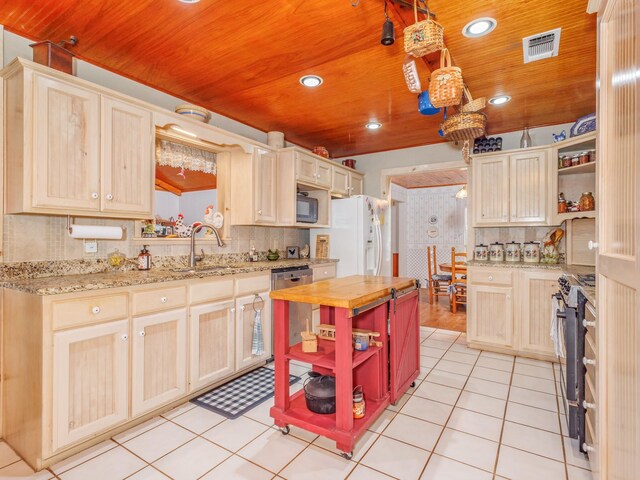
270;275;417;312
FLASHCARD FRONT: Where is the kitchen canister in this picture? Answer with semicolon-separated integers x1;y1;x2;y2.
474;244;489;261
489;242;504;262
523;241;541;263
505;241;521;262
266;131;285;149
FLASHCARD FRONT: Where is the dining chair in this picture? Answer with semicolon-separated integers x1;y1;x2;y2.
450;247;467;313
427;245;452;304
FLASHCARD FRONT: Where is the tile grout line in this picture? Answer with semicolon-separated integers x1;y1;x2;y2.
490;353;516;478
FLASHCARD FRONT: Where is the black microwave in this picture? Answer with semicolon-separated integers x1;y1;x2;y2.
296;195;318;223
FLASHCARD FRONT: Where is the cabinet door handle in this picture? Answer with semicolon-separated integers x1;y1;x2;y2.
230;308;235;313
258;210;262;215
506;295;511;300
588;241;599;251
240;305;245;311
160;296;168;303
139;330;146;337
583;319;596;328
91;306;101;315
91;192;99;199
121;334;128;341
488;275;494;281
582;442;595;453
106;193;113;201
583;400;595;410
583;357;596;366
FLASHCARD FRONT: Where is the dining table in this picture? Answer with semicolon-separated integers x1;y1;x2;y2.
438;263;467;274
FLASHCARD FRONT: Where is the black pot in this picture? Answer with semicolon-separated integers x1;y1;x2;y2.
304;372;336;414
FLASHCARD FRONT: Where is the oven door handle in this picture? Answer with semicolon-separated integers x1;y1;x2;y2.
553;293;567;319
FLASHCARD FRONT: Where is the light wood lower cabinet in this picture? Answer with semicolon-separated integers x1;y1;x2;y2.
519;271;558;356
189;300;235;391
235;291;272;370
467;266;559;360
52;319;129;451
468;284;514;348
131;309;187;416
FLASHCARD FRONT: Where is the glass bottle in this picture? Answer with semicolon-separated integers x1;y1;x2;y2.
520;127;532;148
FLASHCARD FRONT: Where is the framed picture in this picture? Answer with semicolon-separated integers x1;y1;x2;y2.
286;246;300;259
315;235;330;259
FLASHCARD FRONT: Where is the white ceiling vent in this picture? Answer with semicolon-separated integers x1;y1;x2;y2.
522;28;561;63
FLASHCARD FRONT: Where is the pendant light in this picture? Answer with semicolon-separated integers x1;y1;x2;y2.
381;0;395;46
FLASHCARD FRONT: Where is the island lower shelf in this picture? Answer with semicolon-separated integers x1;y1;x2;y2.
285;339;381;371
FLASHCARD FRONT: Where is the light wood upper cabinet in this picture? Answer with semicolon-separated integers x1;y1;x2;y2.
2;59;154;219
331;167;350;197
468;284;514;348
295;151;331;188
131;309;187;416
235;292;272;370
254;148;278;223
316;161;332;188
229;146;277;225
189;300;235;391
509;151;547;223
472;155;509;225
33;74;101;212
52;319;129;451
518;270;558;356
350;172;364;195
101;96;154;215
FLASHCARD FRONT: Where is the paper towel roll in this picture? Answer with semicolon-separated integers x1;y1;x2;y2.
68;225;124;240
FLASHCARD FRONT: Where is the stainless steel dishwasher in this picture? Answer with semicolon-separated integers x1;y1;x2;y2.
271;266;313;345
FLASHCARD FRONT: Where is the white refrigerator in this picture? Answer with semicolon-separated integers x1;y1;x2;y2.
310;195;391;277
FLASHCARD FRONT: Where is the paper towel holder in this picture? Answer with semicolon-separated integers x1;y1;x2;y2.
66;216;127;238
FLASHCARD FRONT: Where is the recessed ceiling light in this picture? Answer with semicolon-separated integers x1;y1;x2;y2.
299;75;323;87
365;122;382;130
178;0;200;3
488;95;511;105
462;17;497;38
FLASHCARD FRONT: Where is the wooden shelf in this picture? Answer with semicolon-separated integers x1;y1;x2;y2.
558;162;596;175
271;389;389;443
557;211;596;221
285;339;380;372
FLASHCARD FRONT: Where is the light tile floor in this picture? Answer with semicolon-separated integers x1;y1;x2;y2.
0;327;593;480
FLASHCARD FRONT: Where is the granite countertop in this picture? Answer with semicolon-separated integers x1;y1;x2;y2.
466;260;564;270
2;259;338;296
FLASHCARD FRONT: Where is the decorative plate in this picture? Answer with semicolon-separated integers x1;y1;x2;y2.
569;112;596;137
427;226;438;238
429;215;438;225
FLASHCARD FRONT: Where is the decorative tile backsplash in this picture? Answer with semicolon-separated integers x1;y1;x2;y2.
405;185;467;282
2;214;309;264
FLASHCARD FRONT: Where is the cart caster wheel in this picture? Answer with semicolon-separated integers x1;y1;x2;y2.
341;452;353;460
410;381;416;388
280;426;290;435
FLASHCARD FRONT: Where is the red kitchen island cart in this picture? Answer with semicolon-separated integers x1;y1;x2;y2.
269;275;420;458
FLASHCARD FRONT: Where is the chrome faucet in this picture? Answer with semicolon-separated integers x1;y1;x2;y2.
189;223;225;268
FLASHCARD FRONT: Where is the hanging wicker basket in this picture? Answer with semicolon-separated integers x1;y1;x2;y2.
402;56;422;93
403;1;444;58
461;87;486;113
442;111;487;142
429;48;464;108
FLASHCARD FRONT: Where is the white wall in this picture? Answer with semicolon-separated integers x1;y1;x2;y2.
405;185;467;283
342;123;574;198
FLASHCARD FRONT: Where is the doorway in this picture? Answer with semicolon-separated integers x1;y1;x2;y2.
386;166;468;333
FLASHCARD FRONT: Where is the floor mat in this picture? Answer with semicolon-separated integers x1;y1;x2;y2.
191;366;300;419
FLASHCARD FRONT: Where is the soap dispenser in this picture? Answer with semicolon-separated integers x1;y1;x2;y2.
138;245;152;270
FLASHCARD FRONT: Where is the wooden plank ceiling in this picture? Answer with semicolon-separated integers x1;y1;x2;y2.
0;0;596;157
391;168;467;189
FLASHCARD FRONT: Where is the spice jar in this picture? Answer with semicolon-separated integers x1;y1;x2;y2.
579;192;595;211
561;156;572;168
579;152;590;164
588;149;596;162
353;386;365;419
571;155;580;166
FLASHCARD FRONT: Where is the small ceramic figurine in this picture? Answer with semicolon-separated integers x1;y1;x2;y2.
175;214;201;238
300;244;310;259
552;130;566;143
267;249;280;261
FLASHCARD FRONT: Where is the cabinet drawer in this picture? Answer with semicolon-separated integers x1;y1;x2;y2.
52;293;129;330
469;269;513;286
312;264;336;281
585;407;596;452
584;330;596;383
132;286;186;316
189;278;235;305
235;273;270;295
